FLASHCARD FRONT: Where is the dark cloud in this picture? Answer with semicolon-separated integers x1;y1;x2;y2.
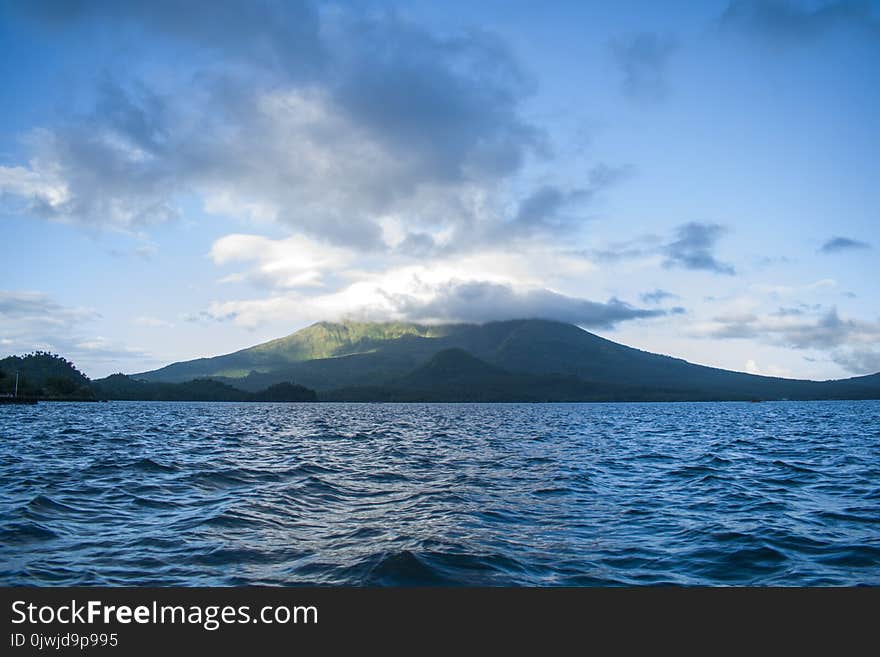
13;0;325;78
721;0;880;44
819;236;871;253
331;17;538;185
513;186;570;230
583;222;734;274
384;280;677;328
506;164;632;238
611;32;678;103
1;1;551;252
640;289;679;304
13;80;182;230
663;222;735;274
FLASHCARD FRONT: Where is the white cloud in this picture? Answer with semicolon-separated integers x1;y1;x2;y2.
197;253;668;330
0;161;70;208
210;233;355;289
744;359;791;378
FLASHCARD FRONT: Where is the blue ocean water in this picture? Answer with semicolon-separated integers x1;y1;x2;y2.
1;400;878;586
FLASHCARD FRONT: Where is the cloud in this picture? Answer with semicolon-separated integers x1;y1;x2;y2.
0;290;150;374
584;222;735;274
1;2;559;253
503;164;632;239
513;186;578;232
720;0;880;44
698;306;880;350
195;262;678;330
210;233;354;289
198;223;627;328
0;164;69;211
831;348;880;375
766;307;878;349
584;234;664;264
611;32;678;103
0;289;97;326
14;0;324;77
663;222;735;275
819;236;871;253
0;91;181;230
382;281;678;327
744;358;791;377
640;289;679;304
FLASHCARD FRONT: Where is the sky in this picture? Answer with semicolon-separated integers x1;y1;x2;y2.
0;0;878;379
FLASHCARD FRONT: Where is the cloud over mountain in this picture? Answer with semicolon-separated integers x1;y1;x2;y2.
381;280;676;327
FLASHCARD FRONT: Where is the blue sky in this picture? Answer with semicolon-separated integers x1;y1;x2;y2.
1;0;878;379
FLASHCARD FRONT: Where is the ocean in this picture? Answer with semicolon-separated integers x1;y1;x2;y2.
1;400;878;586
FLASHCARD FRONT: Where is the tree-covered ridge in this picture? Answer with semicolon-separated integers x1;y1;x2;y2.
0;352;95;399
92;374;317;402
0;352;318;402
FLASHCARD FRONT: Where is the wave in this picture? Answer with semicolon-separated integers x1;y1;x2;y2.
1;399;879;586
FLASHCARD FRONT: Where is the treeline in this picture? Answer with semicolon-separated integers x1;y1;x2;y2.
0;352;95;400
94;374;317;402
0;353;317;402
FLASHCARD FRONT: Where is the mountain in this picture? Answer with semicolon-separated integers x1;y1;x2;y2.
129;319;880;402
136;321;455;382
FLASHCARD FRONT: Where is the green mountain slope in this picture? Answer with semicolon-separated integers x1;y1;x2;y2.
130;319;880;401
136;321;456;381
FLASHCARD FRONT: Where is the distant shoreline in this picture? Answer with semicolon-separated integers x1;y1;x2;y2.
5;320;880;405
7;397;880;405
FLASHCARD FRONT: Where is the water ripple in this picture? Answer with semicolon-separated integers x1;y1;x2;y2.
1;400;879;586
